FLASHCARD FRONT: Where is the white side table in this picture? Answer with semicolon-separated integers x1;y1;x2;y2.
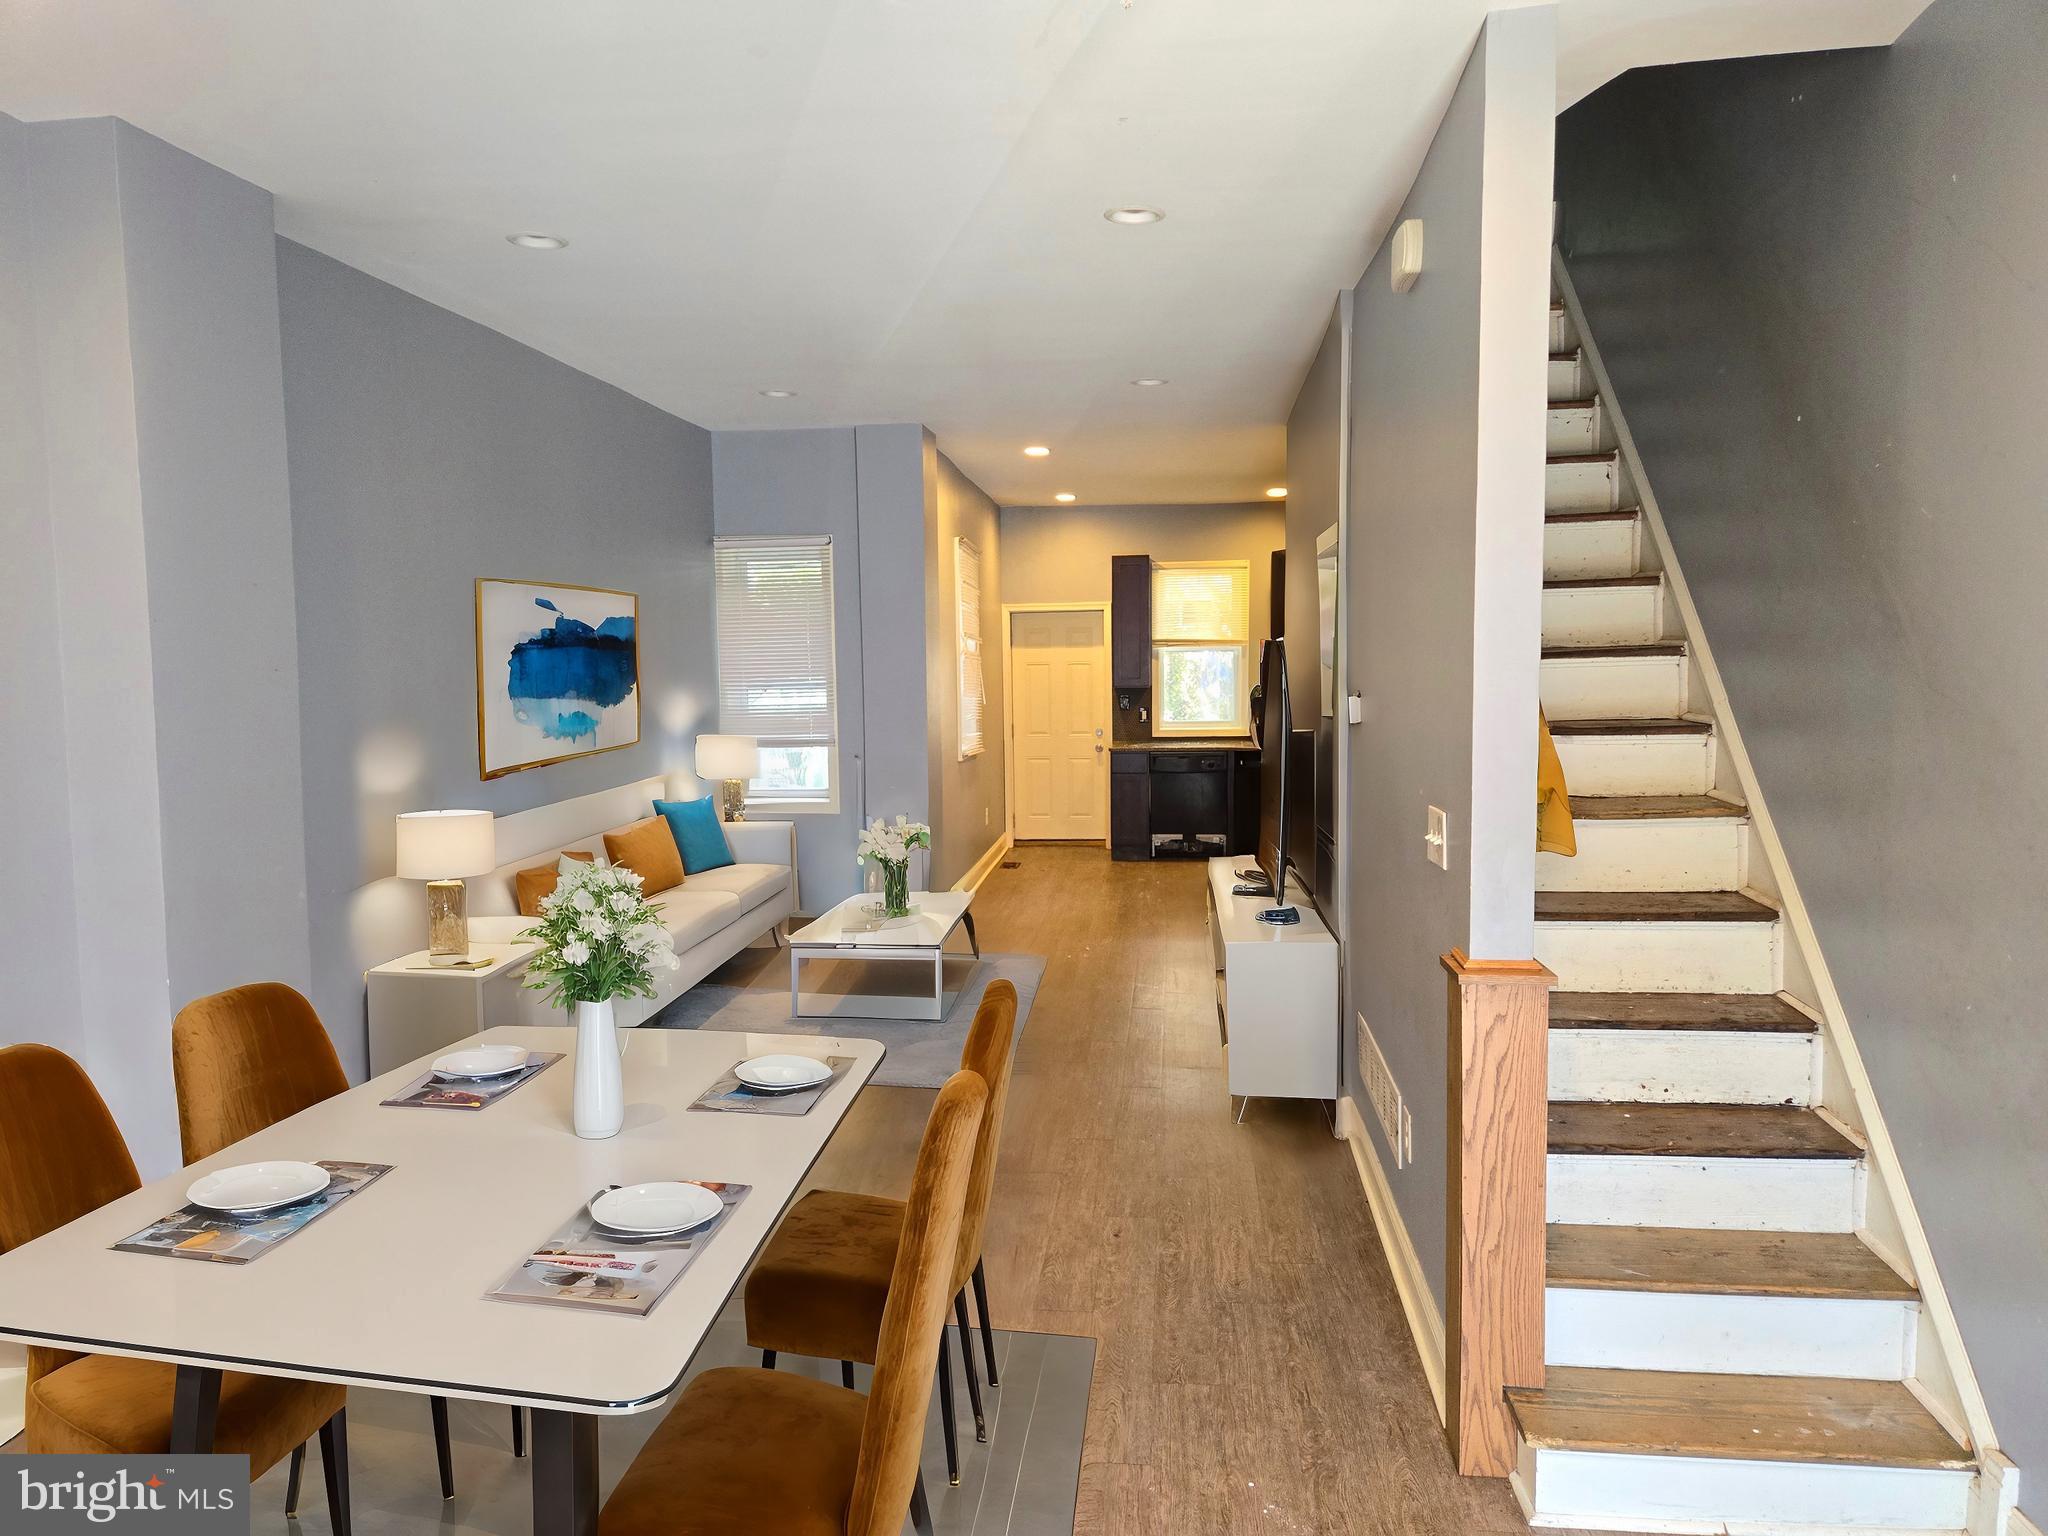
365;942;538;1075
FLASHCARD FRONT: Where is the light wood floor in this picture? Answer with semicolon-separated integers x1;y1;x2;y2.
794;844;1576;1536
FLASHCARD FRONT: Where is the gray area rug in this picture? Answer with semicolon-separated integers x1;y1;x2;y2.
647;951;1046;1088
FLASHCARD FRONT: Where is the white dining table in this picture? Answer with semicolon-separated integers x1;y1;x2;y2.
0;1024;885;1536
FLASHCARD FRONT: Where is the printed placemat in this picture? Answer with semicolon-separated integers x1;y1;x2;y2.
381;1050;563;1111
112;1160;391;1265
688;1056;855;1117
487;1182;750;1317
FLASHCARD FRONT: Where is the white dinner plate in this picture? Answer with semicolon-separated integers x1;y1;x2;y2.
187;1161;331;1214
432;1045;531;1080
590;1182;723;1236
734;1054;832;1092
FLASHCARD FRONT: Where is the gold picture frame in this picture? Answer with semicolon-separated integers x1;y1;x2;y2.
474;577;642;780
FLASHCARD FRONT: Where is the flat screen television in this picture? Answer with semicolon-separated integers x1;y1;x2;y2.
1249;640;1302;925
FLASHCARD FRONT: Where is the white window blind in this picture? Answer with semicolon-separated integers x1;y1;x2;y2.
713;536;836;804
956;537;985;759
1151;560;1252;736
1152;562;1250;643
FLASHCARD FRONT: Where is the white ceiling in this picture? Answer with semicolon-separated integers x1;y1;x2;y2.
1;0;1927;507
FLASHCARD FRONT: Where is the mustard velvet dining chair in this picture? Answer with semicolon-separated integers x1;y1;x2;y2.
600;1068;988;1536
171;981;525;1508
0;1043;352;1532
742;978;1019;1486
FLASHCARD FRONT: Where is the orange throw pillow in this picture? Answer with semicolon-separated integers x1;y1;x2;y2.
514;849;596;917
603;817;685;897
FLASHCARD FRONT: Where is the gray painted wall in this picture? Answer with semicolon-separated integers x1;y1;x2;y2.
1339;7;1554;1307
1555;0;2048;1481
278;240;716;1078
997;502;1286;637
1;117;308;1173
929;450;1007;888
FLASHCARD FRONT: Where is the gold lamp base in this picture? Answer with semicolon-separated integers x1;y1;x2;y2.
719;778;748;822
426;879;471;965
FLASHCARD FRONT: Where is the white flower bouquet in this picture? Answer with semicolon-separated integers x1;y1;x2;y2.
519;860;679;1009
856;815;931;919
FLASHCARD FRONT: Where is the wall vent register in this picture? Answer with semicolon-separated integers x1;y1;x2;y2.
1356;1012;1410;1167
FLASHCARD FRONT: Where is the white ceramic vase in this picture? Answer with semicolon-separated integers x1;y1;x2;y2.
573;998;624;1139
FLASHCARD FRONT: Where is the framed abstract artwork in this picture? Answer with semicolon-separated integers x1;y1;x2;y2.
475;578;641;780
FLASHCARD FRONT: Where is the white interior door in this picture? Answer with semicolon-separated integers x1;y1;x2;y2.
1010;609;1107;841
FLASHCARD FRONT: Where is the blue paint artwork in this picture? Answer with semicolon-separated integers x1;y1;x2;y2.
505;600;638;743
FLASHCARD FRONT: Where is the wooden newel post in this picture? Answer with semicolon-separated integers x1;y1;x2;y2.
1441;948;1553;1476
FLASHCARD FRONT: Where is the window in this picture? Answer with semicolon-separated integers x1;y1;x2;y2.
1151;560;1251;736
955;536;985;759
713;536;837;807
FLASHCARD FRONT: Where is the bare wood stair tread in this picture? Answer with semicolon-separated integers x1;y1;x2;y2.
1536;890;1778;923
1550;991;1815;1032
1542;641;1687;660
1549;1102;1861;1160
1569;794;1746;821
1548;397;1599;411
1549;349;1582;364
1545;716;1710;736
1547;1226;1916;1300
1548;451;1619;466
1544;574;1659;590
1506;1368;1972;1469
1545;507;1638;525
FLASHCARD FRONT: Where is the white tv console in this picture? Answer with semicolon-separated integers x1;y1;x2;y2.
1204;856;1340;1111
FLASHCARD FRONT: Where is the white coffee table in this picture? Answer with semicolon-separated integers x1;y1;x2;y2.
787;889;981;1021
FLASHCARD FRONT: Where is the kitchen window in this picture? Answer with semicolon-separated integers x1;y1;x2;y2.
712;535;838;808
1151;560;1251;737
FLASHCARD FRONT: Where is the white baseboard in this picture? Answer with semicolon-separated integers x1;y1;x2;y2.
1337;1094;1446;1424
0;1361;24;1445
953;834;1012;895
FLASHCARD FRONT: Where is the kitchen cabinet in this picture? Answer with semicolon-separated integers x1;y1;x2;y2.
1110;751;1151;860
1110;555;1151;689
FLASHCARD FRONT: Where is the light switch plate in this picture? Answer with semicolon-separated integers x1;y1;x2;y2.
1425;805;1448;869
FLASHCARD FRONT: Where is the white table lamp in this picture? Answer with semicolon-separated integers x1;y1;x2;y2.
696;734;760;822
396;810;497;964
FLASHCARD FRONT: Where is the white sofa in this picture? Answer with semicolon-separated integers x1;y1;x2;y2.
465;775;796;1028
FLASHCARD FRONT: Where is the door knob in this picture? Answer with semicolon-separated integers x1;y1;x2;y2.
1095;744;1104;754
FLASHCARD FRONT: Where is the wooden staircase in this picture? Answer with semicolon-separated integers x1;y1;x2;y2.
1509;298;1982;1532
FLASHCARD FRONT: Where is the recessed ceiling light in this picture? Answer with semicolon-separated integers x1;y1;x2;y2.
758;388;797;399
1023;445;1051;458
506;232;568;250
1103;207;1164;225
1265;486;1288;499
1054;492;1077;503
1131;377;1169;387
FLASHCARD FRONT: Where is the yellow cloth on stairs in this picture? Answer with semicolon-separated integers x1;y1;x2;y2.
1537;710;1577;857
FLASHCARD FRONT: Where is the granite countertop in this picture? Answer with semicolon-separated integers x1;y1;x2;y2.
1111;739;1259;754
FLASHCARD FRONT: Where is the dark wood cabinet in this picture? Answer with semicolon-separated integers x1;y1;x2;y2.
1110;751;1151;860
1110;555;1152;689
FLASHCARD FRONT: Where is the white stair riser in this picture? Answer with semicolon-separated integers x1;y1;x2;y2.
1547;403;1604;455
1548;354;1588;401
1535;918;1779;993
1552;733;1714;796
1545;1289;1918;1379
1541;655;1687;719
1549;308;1578;353
1547;457;1621;512
1542;583;1661;646
1548;1153;1862;1232
1549;1027;1818;1106
1538;817;1747;893
1544;518;1638;580
1514;1443;1973;1533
